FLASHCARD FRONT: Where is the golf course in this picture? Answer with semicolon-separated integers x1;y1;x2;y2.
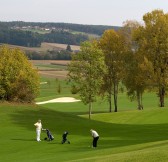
1;73;168;162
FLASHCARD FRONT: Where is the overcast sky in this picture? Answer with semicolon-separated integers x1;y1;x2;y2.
0;0;168;26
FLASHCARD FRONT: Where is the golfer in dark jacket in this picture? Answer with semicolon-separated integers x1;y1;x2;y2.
90;129;99;148
61;131;70;144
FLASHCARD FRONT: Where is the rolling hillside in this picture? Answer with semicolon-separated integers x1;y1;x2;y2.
0;21;121;47
0;100;168;162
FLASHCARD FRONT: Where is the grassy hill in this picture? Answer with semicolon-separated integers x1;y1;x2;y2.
0;21;120;47
1;101;168;162
1;75;168;161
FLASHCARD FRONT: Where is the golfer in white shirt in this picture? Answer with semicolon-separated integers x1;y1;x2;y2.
90;129;99;148
34;119;42;142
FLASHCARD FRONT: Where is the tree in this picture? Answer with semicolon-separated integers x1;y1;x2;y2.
67;41;105;119
133;10;168;107
99;29;128;112
66;44;72;52
120;20;149;110
119;20;141;51
123;51;154;110
0;45;40;102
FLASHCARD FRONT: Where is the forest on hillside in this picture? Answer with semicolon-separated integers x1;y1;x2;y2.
0;21;120;47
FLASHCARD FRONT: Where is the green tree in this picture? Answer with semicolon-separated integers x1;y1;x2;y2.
0;46;40;102
66;44;72;52
133;10;168;107
123;51;153;110
99;29;128;112
67;41;105;119
120;20;149;110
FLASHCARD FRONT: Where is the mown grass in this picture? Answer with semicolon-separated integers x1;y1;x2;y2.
1;102;168;162
1;76;168;162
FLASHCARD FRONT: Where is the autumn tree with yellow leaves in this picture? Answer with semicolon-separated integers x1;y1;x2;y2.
0;46;39;102
99;29;129;112
133;10;168;107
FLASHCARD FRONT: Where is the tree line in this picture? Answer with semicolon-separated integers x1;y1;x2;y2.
0;29;88;47
0;21;120;35
0;21;120;47
68;10;168;118
26;49;72;60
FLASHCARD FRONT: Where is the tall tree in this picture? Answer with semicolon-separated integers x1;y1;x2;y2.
67;41;105;119
0;46;39;102
99;29;128;112
133;10;168;107
120;20;151;110
123;51;154;110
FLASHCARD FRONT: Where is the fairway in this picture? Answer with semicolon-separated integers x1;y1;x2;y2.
1;99;168;162
1;76;168;162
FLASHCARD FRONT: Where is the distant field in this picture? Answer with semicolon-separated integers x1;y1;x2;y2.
70;31;100;39
1;42;80;53
30;60;70;66
30;60;70;79
42;42;80;51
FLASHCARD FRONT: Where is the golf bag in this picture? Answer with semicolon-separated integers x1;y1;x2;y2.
61;131;70;144
44;129;54;141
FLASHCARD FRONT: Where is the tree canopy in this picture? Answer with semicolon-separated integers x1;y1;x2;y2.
0;46;40;102
99;29;129;112
133;9;168;107
67;41;106;119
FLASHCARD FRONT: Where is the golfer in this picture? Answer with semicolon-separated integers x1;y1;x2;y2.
90;129;99;148
61;131;70;144
34;119;42;142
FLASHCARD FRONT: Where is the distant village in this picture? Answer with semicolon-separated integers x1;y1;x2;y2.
11;25;69;32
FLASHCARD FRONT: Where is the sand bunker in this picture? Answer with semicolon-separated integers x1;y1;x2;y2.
40;82;48;85
36;97;81;105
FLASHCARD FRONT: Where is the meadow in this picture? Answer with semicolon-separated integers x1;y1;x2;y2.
1;42;80;53
30;60;69;79
0;61;168;162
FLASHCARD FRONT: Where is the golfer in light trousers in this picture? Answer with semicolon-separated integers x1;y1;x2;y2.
34;120;42;142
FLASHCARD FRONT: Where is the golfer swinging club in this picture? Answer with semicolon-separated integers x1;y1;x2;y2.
90;129;99;148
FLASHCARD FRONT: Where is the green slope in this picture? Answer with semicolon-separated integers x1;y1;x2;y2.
1;102;168;162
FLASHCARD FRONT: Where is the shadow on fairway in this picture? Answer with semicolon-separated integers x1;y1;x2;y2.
10;107;168;149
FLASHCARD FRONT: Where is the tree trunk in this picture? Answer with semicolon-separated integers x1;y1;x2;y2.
137;91;143;110
89;102;92;119
114;83;118;112
159;87;165;107
108;93;112;112
137;92;141;110
140;92;143;110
